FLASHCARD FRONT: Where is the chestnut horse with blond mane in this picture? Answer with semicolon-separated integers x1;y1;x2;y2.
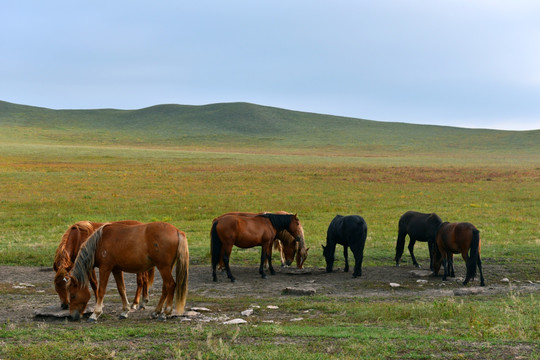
67;222;189;322
211;213;306;282
53;220;154;310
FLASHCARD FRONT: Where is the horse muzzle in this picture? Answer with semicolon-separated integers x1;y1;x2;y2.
71;310;81;321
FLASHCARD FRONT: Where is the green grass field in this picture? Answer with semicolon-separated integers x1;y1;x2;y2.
0;101;539;359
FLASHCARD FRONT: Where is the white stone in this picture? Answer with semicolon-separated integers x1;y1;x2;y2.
389;283;400;288
501;278;510;283
223;318;247;325
267;305;279;309
241;309;254;316
190;307;211;312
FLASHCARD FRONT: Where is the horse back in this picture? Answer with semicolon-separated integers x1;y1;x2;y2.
328;215;367;247
438;222;477;253
215;214;275;248
401;211;441;241
97;222;180;272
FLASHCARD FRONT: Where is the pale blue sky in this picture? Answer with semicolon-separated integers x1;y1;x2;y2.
2;1;539;130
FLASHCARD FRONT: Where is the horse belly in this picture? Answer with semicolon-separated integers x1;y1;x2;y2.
234;236;262;248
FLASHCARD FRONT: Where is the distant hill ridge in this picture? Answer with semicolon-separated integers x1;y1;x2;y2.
0;100;538;155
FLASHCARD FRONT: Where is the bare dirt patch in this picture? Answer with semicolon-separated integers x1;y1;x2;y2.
1;261;538;324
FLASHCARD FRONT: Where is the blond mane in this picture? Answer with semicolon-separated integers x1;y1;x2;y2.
71;226;103;287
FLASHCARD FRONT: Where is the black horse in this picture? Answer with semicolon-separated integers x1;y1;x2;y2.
394;211;442;270
322;215;367;278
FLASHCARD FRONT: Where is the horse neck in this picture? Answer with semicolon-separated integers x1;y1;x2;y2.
276;229;295;245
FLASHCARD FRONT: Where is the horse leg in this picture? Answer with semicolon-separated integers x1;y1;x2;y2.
277;240;286;267
394;230;407;266
441;252;449;281
88;267;111;323
450;254;455;278
408;239;419;267
152;266;175;320
112;269;130;319
259;248;268;279
161;269;177;319
343;245;349;273
267;243;275;275
132;272;144;310
223;247;236;282
90;268;99;301
352;249;364;278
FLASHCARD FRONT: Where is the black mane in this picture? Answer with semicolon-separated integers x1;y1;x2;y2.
257;213;293;232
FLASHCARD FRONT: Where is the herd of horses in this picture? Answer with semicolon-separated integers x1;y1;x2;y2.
53;210;485;322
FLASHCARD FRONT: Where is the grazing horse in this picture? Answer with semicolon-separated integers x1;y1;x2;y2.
211;213;306;282
68;222;189;322
213;211;309;269
53;220;154;310
322;215;367;278
433;222;485;286
394;211;443;270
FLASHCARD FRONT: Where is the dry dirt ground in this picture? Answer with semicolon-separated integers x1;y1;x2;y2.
1;260;539;324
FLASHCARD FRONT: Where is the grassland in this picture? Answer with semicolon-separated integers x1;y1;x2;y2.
0;100;539;359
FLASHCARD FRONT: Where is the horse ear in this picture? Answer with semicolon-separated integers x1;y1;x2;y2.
306;247;310;253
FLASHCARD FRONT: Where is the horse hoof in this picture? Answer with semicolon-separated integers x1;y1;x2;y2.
157;314;167;321
87;317;97;323
119;314;128;320
230;278;236;283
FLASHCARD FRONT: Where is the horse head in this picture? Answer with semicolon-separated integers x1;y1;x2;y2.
296;246;309;269
286;214;309;268
67;275;91;321
53;268;70;310
321;244;334;272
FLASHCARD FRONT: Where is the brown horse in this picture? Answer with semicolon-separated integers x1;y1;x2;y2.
53;220;154;310
211;213;306;282
433;222;485;286
68;222;189;322
213;211;309;269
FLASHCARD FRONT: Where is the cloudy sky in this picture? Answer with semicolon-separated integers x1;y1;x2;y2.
1;1;539;130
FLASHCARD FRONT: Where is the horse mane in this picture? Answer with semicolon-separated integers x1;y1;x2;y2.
53;221;94;272
257;213;293;232
71;226;103;287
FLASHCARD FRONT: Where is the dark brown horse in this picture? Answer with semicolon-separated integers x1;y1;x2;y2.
211;213;306;282
433;222;485;286
53;220;154;310
68;222;189;322
213;211;309;269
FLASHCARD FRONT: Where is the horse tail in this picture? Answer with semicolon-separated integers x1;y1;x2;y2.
174;231;189;315
465;228;480;283
210;221;222;268
394;225;407;264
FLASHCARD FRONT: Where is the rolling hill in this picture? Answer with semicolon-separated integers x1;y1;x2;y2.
0;100;538;157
